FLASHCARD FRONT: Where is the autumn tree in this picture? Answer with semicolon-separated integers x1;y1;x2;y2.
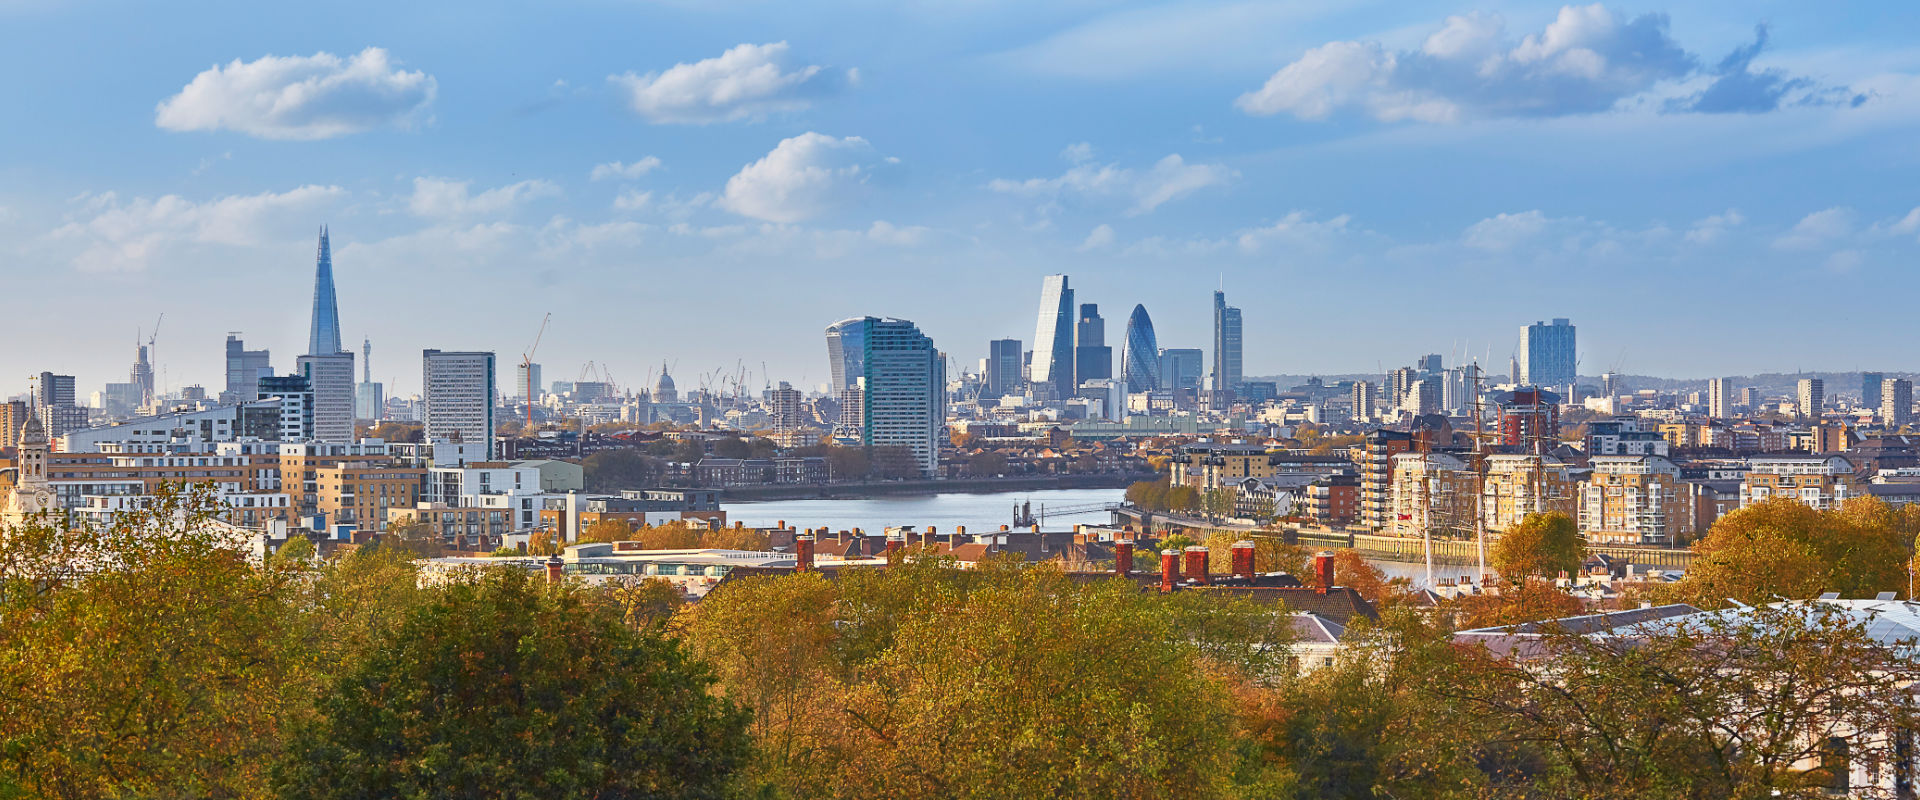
580;517;635;543
1491;511;1586;580
700;526;770;551
276;567;749;798
1672;496;1916;608
630;521;704;550
1303;548;1409;607
1452;578;1587;629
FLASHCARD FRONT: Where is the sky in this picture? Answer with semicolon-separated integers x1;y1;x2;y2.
2;0;1918;399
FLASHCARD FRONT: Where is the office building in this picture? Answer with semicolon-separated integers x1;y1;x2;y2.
1863;372;1885;413
1030;275;1075;400
33;372;86;439
985;339;1022;398
1073;303;1112;390
1519;318;1576;388
1884;378;1914;428
423;350;499;459
1495;387;1561;451
1416;354;1442;375
1707;378;1732;419
1158;347;1203;394
824;317;871;396
309;226;343;356
299;354;355;442
356;338;385;421
1211;290;1242;394
826;317;944;477
1119;304;1159;394
1797;378;1824;421
258;374;315;442
224;334;272;403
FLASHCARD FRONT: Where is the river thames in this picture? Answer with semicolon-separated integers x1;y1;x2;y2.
725;488;1444;586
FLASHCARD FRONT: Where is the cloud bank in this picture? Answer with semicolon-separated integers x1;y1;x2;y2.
156;48;435;139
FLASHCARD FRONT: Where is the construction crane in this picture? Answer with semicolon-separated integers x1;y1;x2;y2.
522;313;550;429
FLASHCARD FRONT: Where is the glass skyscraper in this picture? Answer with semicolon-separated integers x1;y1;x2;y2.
830;317;944;477
1119;304;1159;393
985;338;1022;398
1519;318;1577;388
825;317;871;396
1030;275;1075;400
303;227;354;442
1073;303;1111;390
1212;290;1242;394
309;226;343;357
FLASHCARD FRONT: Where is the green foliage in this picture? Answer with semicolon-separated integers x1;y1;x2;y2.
1672;496;1919;608
1490;511;1586;580
275;567;749;798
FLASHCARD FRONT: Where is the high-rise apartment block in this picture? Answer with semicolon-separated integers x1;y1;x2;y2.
1707;378;1732;419
1030;275;1075;400
1797;378;1823;421
224;334;272;403
829;317;944;477
422;350;498;459
1519;318;1576;388
1211;290;1243;395
768;382;804;431
1884;378;1914;428
516;362;543;402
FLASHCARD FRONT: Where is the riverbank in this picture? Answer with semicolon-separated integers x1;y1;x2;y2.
717;472;1151;502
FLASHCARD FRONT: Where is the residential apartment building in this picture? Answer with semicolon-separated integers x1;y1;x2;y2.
422;350;498;459
1884;378;1914;427
1740;455;1857;510
1480;454;1578;533
1387;452;1475;540
1360;430;1414;529
316;464;424;532
1580;455;1683;546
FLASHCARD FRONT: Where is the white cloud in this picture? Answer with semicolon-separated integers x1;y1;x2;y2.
609;42;846;124
1061;142;1095;163
989;153;1234;215
1684;209;1744;244
1880;207;1920;237
718;132;893;223
590;157;663;181
1823;249;1863;274
1462;210;1554;250
407;177;559;219
48;185;343;271
155;48;435;140
1773;207;1852;249
1238;5;1702;122
613;189;653;212
1077;223;1115;252
1235;212;1355;253
866;220;928;246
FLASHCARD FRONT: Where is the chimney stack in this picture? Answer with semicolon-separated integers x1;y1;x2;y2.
1314;551;1334;595
885;531;905;560
1184;545;1210;585
1115;540;1134;575
796;534;815;573
1160;549;1178;593
1231;540;1256;581
545;555;564;584
922;526;936;550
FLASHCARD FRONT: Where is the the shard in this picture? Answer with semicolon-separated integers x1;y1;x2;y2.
309;226;343;356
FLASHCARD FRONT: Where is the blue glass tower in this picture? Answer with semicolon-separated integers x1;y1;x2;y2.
309;226;343;356
1120;304;1160;393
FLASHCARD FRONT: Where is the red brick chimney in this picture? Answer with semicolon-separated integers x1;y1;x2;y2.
923;526;936;549
1160;549;1178;592
1115;540;1134;575
885;531;905;560
1184;545;1210;585
1314;550;1334;595
1231;540;1256;581
545;555;564;584
796;534;815;573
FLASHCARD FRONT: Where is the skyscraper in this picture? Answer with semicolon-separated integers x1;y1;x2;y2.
131;342;154;408
224;334;271;403
1797;378;1824;421
422;350;498;459
1073;303;1112;391
825;317;871;396
1707;377;1732;419
1211;290;1242;395
516;362;543;403
1863;372;1885;412
1158;348;1203;393
33;372;86;438
985;339;1022;398
303;227;354;441
1883;378;1913;427
1119;304;1159;393
1519;318;1576;388
309;226;343;357
828;317;944;477
1030;275;1075;401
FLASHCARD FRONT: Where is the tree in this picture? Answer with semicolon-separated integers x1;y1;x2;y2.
1126;479;1169;511
580;517;634;543
275;567;749;799
0;488;307;798
1453;578;1586;629
968;450;1009;476
699;526;770;551
385;514;443;558
823;446;871;481
582;448;659;492
1491;512;1586;580
1202;487;1237;518
867;446;922;480
598;577;685;633
1304;549;1407;606
712;436;752;459
1672;497;1916;608
631;522;704;550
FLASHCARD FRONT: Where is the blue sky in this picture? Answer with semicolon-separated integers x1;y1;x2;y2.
3;0;1918;397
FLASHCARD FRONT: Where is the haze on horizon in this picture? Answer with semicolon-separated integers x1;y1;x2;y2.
2;0;1917;397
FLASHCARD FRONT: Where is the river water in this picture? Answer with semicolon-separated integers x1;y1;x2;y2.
725;488;1446;586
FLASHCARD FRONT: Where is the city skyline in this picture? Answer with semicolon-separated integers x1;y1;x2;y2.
4;2;1920;393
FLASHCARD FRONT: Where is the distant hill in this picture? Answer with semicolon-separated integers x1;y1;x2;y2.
1246;371;1920;401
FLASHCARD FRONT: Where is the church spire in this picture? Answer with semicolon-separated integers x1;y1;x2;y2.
309;225;343;356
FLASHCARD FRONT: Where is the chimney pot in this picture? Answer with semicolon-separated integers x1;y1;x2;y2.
1115;540;1134;575
1231;540;1256;581
1184;545;1210;584
1314;551;1334;595
1160;549;1178;593
795;534;815;573
545;555;564;584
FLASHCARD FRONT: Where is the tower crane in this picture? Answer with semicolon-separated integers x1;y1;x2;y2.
522;312;550;429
